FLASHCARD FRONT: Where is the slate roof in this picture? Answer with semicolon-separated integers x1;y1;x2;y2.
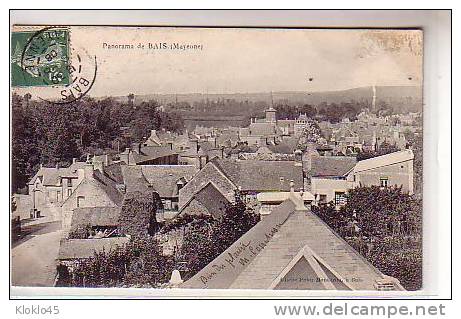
193;183;230;218
70;207;121;230
248;122;278;136
141;165;198;198
92;170;124;206
309;156;357;177
120;165;151;194
277;119;296;126
183;198;403;290
267;137;300;154
29;162;85;186
124;145;178;165
178;182;231;219
212;159;304;192
103;163;124;184
354;150;414;173
121;165;197;197
57;237;130;260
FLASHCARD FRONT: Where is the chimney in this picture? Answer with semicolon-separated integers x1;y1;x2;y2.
289;180;307;211
289;180;295;194
120;148;131;165
39;163;43;169
93;160;104;174
83;162;94;179
72;158;77;164
294;149;303;166
104;154;109;166
55;163;59;169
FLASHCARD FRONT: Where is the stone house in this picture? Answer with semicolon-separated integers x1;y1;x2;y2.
27;160;86;220
121;164;198;217
308;156;357;205
308;150;415;206
178;158;304;217
60;163;124;232
352;149;414;194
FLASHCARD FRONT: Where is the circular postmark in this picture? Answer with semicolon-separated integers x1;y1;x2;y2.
19;26;97;104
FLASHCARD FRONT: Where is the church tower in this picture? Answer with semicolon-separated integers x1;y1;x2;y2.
265;107;277;123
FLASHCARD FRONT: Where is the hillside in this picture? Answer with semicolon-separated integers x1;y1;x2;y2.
108;85;422;114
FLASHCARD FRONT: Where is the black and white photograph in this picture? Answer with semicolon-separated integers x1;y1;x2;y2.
8;10;449;302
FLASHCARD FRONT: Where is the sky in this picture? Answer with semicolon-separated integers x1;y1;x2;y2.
13;26;423;97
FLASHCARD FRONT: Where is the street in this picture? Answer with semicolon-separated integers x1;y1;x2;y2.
11;218;62;287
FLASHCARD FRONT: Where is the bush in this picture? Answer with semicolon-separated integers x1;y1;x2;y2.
312;186;422;290
177;197;260;280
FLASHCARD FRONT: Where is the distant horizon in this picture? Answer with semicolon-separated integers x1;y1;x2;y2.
87;84;423;100
18;84;423;102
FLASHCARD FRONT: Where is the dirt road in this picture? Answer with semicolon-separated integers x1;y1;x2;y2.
11;219;62;287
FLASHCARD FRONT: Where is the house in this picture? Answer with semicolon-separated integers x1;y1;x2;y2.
239;108;282;146
294;113;309;137
178;158;304;214
119;143;179;166
121;165;198;215
353;149;414;194
308;156;357;205
27;159;86;219
177;182;231;219
308;150;414;205
277;119;295;136
60;162;124;232
178;140;209;169
256;190;315;217
182;190;404;291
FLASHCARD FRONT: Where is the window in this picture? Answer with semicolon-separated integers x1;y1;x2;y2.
77;196;85;207
67;189;72;197
334;192;346;206
56;190;61;202
68;178;73;187
380;177;389;187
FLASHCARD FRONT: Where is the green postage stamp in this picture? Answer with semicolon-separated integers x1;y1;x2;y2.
11;27;71;87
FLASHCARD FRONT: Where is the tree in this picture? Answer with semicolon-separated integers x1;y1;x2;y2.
312;186;422;290
357;141;401;161
119;191;164;238
178;196;260;280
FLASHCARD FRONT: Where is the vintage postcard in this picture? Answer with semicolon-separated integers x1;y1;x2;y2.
10;25;423;296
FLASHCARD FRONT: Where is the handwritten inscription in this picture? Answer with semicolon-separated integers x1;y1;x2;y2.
199;222;284;286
